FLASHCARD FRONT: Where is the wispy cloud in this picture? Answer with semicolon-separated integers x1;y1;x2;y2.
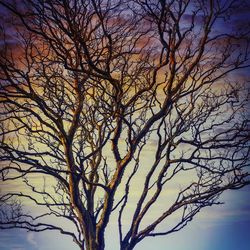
26;232;38;249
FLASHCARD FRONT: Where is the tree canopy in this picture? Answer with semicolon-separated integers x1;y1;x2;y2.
0;0;249;249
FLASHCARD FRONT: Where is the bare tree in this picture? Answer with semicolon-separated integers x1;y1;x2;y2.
0;0;249;249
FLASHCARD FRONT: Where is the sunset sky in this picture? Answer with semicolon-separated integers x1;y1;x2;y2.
1;0;250;250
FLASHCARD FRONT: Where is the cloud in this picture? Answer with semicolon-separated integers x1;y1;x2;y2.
26;232;38;249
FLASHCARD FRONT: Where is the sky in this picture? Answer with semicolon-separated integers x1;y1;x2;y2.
1;1;250;250
0;185;250;250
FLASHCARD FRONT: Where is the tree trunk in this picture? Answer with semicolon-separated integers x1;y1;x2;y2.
84;238;104;250
120;242;134;250
85;240;103;250
83;229;105;250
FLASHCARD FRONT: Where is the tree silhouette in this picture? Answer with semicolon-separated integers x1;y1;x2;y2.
0;0;249;249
